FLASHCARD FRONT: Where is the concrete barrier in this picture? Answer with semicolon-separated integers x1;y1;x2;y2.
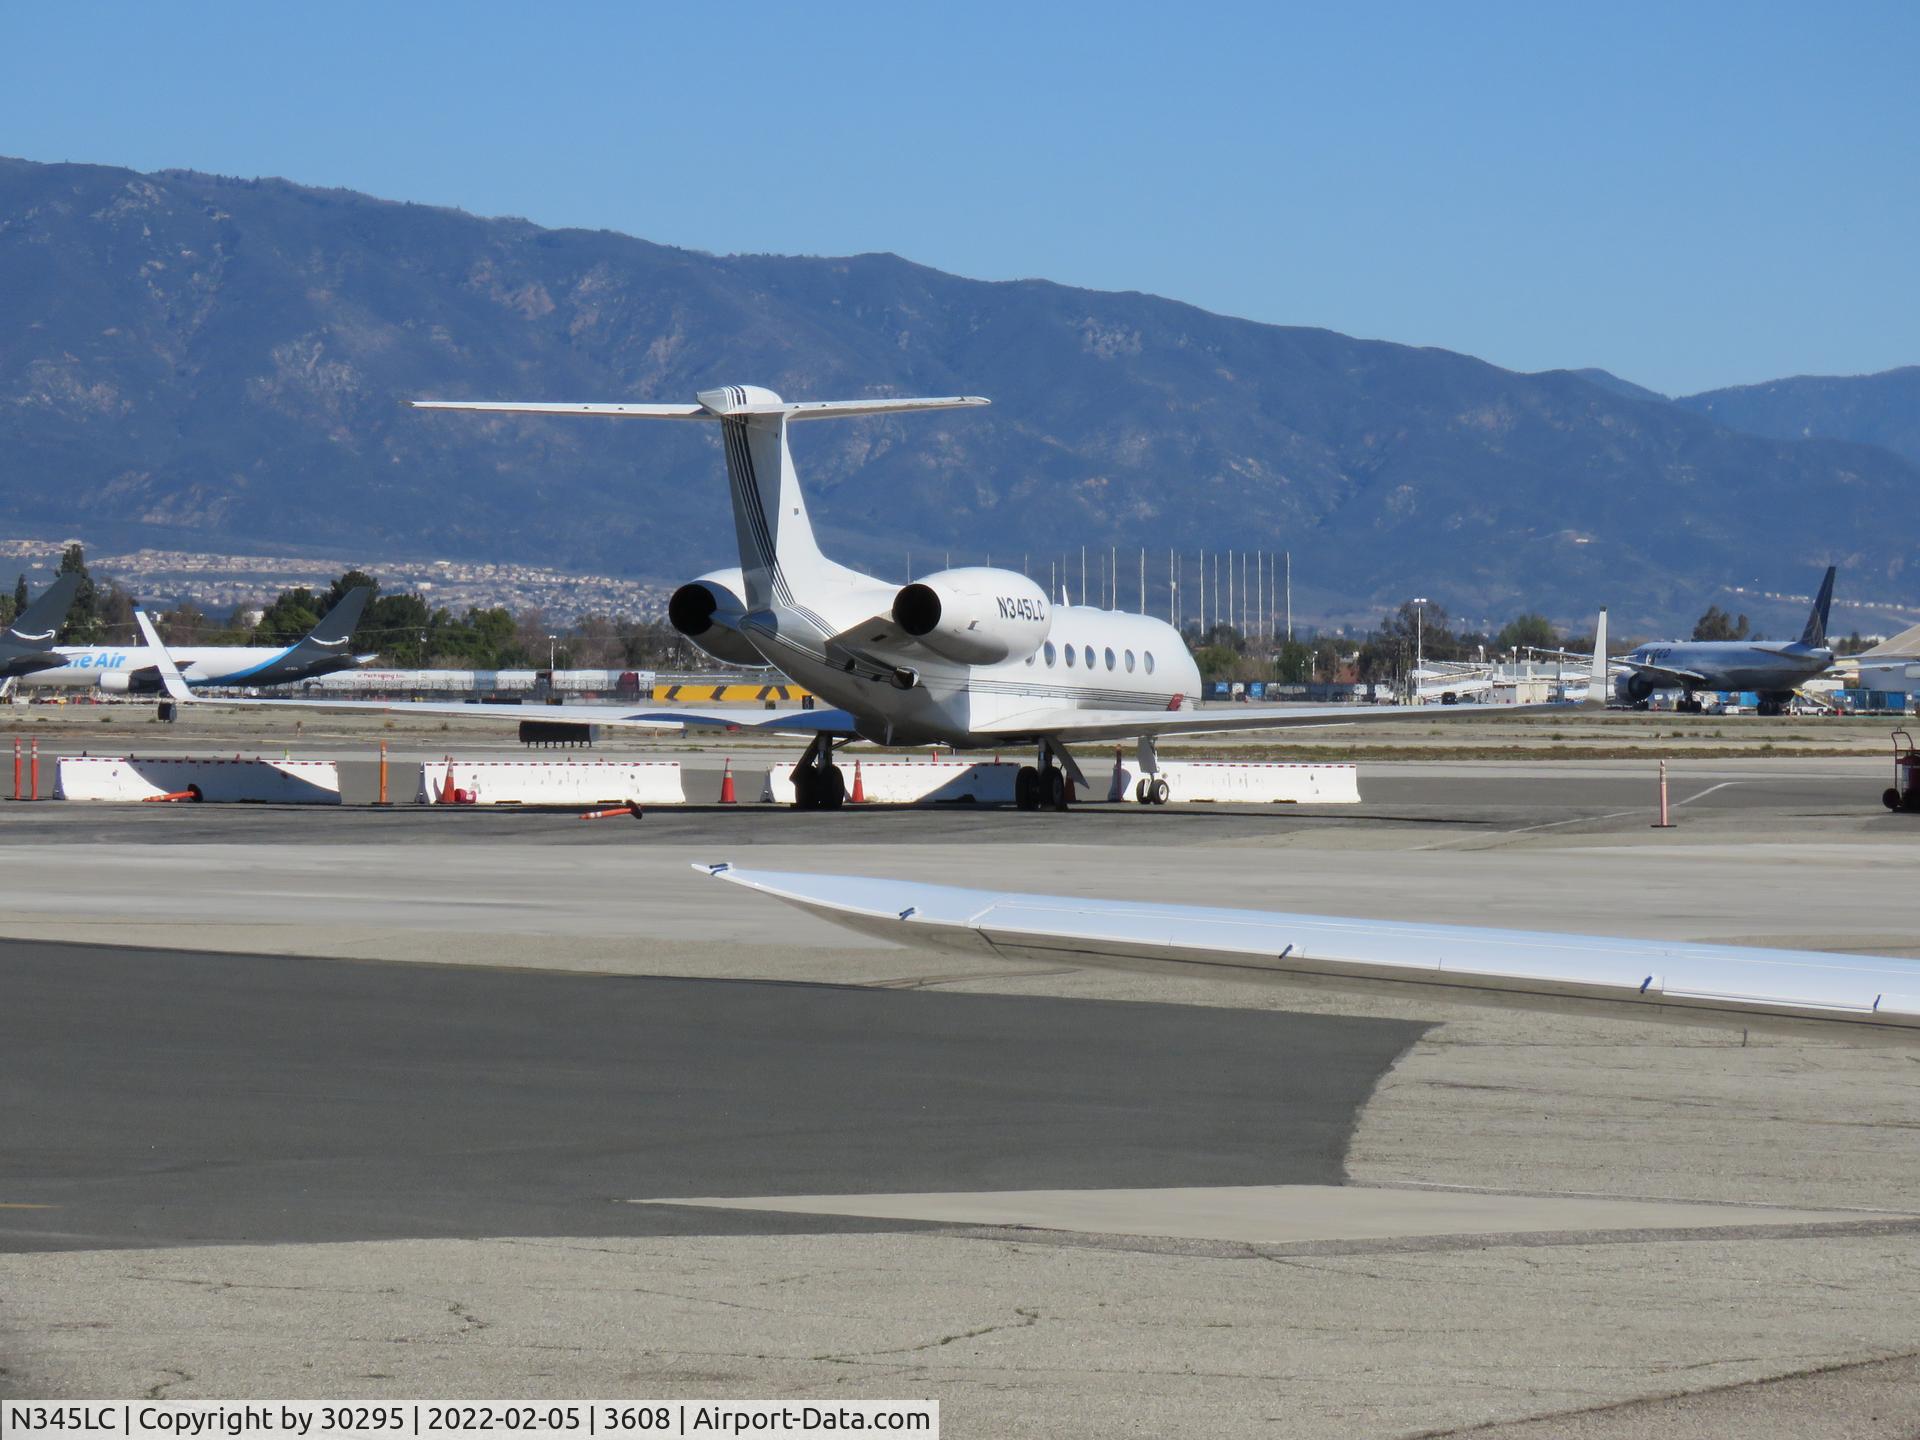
416;758;686;806
1104;758;1361;804
56;756;344;804
763;759;1018;805
762;756;1360;806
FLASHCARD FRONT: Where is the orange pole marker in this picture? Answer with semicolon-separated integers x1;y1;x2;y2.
579;804;639;821
29;737;38;801
142;789;200;804
718;757;737;804
11;737;19;800
377;740;390;806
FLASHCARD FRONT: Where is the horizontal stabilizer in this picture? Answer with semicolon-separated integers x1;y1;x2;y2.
412;390;988;423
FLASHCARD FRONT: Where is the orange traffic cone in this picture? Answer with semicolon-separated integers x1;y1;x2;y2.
718;757;737;804
850;759;866;803
438;757;457;805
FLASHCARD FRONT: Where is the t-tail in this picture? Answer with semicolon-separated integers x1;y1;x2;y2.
1800;565;1837;648
411;387;989;609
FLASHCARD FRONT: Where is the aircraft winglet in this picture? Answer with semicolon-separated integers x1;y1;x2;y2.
133;609;196;704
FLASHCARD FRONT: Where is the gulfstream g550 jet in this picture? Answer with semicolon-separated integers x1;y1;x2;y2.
150;385;1605;810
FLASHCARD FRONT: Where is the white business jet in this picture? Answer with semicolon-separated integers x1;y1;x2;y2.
145;385;1605;810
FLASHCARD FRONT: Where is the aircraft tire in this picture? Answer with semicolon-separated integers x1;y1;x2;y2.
822;765;847;810
1045;769;1068;811
1883;787;1902;812
791;767;819;810
1150;777;1170;805
1135;778;1151;804
1015;766;1039;810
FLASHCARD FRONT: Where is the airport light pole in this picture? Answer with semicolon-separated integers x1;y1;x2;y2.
1411;597;1428;704
547;634;557;671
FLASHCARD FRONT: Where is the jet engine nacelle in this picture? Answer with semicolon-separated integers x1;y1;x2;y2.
667;568;767;669
892;567;1051;666
1614;670;1654;704
95;670;162;696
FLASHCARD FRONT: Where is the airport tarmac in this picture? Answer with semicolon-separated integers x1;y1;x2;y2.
1;741;1917;1437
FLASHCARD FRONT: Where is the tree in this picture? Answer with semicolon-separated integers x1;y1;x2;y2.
1275;640;1313;684
254;587;324;644
158;601;208;644
1378;600;1461;661
321;569;380;615
1691;605;1750;642
56;543;99;643
1495;613;1558;652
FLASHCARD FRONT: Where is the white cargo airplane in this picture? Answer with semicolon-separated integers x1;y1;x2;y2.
145;385;1606;810
39;587;377;694
701;865;1920;1045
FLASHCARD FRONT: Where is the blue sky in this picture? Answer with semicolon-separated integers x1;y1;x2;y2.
4;1;1913;395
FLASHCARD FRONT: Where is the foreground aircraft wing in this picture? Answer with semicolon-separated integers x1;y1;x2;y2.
700;865;1920;1046
131;611;860;736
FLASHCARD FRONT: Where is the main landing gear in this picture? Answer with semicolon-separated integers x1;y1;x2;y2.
1014;739;1080;811
789;733;849;810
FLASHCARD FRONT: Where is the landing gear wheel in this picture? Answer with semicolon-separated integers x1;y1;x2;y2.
1044;768;1068;811
1150;777;1170;805
790;767;819;810
1135;778;1151;805
821;764;847;810
1883;787;1902;812
1015;766;1040;811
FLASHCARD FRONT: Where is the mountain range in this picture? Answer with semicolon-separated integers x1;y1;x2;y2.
2;155;1915;633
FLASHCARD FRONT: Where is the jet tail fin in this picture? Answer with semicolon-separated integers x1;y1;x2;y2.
1800;566;1837;648
134;610;196;704
5;571;81;647
1586;607;1609;703
306;586;372;648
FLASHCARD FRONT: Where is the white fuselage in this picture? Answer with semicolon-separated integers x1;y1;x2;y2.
31;645;308;690
725;565;1202;747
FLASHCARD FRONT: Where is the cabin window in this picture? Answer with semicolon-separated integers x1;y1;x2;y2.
1125;649;1135;672
1104;647;1116;671
1065;644;1076;667
1043;641;1057;667
1144;651;1155;674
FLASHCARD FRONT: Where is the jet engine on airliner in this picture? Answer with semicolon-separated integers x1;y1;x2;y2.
667;567;766;668
1614;671;1654;704
94;670;159;696
891;567;1051;666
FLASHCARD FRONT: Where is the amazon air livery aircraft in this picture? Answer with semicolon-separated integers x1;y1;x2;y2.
39;587;375;693
145;385;1605;809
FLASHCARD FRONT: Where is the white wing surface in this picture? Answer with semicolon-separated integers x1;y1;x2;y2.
131;612;859;737
699;864;1920;1045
